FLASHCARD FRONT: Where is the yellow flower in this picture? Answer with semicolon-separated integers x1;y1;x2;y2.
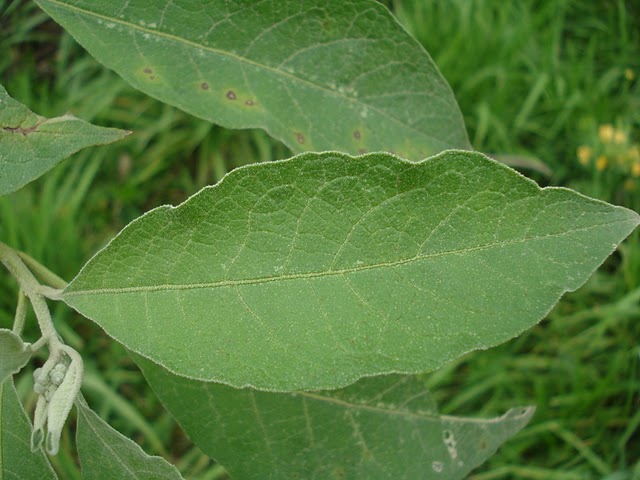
596;155;608;171
632;162;640;177
577;145;592;166
624;178;635;191
625;68;634;81
613;129;627;145
598;124;614;143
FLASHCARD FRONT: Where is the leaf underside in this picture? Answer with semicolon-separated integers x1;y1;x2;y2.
137;356;534;480
62;151;640;391
0;84;128;196
34;0;470;159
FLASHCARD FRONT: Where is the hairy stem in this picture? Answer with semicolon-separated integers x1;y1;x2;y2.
16;250;67;289
13;289;28;335
0;241;63;351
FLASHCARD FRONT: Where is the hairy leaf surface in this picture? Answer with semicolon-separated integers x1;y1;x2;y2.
0;84;128;196
0;329;33;384
0;379;58;479
34;0;470;159
63;151;640;391
75;395;184;480
137;356;533;480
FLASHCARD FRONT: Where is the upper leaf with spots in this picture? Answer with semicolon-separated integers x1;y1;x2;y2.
35;0;470;159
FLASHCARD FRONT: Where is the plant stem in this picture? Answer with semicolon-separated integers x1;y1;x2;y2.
0;241;63;352
0;242;40;294
13;289;28;335
16;250;67;289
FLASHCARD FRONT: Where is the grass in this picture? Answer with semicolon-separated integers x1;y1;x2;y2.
1;0;639;478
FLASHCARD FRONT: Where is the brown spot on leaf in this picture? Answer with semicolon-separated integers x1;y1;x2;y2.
226;90;237;100
296;132;305;144
245;99;254;106
149;75;155;80
2;122;42;136
358;148;367;155
143;67;152;74
201;82;209;90
353;130;361;140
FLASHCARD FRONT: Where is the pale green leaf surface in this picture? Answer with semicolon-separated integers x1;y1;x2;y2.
75;395;183;480
62;151;640;391
0;379;58;480
0;329;32;384
0;84;128;196
34;0;470;159
137;356;534;480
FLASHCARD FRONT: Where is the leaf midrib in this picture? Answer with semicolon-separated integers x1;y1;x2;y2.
299;390;436;420
299;390;527;424
37;0;443;145
64;219;627;297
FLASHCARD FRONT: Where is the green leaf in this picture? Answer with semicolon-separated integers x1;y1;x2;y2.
0;379;58;479
137;355;534;480
0;328;33;384
0;84;128;196
62;151;640;391
34;0;470;159
75;395;184;480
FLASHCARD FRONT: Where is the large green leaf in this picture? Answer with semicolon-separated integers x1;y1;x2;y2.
0;379;58;480
62;151;640;391
34;0;470;159
75;395;183;480
137;356;534;480
0;84;128;196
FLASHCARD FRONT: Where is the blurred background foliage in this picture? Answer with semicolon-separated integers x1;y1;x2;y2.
1;0;639;478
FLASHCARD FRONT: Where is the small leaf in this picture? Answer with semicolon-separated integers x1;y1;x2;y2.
0;379;58;479
75;395;184;480
0;83;128;196
0;328;33;383
137;356;533;480
63;151;640;391
34;0;470;159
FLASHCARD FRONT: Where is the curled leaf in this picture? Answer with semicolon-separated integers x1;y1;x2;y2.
30;395;48;452
45;348;83;455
